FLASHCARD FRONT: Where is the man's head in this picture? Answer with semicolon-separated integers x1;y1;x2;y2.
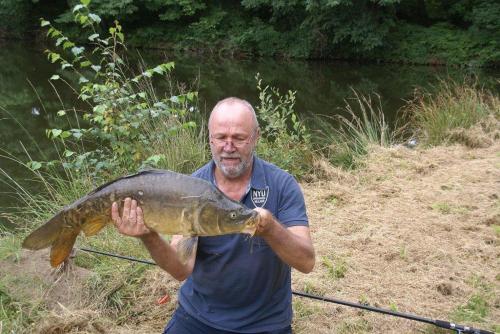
208;97;259;179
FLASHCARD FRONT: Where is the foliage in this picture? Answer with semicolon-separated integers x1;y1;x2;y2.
2;0;499;65
405;80;500;146
319;91;397;169
254;74;315;179
34;0;206;180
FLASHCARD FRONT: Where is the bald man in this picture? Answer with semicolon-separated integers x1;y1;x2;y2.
112;97;315;333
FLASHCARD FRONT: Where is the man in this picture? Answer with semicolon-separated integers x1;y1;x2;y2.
111;97;315;333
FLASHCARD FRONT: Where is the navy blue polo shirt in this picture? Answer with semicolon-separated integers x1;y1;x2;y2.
178;156;308;333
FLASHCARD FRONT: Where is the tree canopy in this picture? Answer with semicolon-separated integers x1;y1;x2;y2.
1;0;498;66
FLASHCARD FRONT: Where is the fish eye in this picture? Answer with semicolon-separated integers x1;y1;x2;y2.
229;212;237;219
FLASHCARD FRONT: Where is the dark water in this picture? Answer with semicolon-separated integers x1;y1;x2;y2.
1;41;499;226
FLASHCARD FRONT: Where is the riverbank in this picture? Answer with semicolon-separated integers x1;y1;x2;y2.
1;138;498;333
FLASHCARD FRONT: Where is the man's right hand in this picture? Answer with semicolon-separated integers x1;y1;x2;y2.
111;197;151;237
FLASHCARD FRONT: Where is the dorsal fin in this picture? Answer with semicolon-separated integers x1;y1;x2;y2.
87;169;172;195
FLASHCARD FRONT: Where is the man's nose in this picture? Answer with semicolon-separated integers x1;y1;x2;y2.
222;141;237;152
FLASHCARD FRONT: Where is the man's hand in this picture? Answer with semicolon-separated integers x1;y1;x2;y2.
111;197;151;237
253;207;277;236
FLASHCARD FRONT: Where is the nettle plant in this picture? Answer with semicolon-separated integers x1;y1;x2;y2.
35;0;198;176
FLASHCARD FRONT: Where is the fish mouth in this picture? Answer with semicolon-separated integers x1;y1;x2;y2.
241;211;259;235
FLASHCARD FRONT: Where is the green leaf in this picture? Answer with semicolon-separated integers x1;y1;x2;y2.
40;19;50;27
80;60;92;68
61;131;71;139
73;4;84;12
81;0;90;5
51;129;62;138
61;62;72;69
50;75;60;80
64;150;75;157
28;161;42;170
91;65;101;72
79;77;89;84
48;53;60;63
72;131;83;139
71;46;85;56
57;110;66;116
55;37;66;46
88;33;99;41
88;13;101;24
62;41;75;50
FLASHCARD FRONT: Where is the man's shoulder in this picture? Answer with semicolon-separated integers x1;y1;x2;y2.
191;161;213;180
257;157;296;182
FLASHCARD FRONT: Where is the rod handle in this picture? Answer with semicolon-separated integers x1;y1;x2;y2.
435;320;494;334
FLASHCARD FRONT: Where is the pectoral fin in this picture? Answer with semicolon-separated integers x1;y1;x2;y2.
176;236;198;265
82;215;109;236
50;226;81;267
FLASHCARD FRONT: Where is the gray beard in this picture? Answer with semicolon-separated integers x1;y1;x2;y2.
214;153;254;179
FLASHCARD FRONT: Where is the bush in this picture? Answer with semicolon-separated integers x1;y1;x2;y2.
254;74;315;179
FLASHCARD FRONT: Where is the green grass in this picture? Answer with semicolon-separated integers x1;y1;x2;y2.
337;318;373;334
405;80;500;147
318;91;399;169
321;255;348;280
451;294;490;323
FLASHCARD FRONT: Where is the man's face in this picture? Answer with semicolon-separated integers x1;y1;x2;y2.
208;102;258;179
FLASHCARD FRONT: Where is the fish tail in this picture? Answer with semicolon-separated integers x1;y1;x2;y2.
22;211;66;250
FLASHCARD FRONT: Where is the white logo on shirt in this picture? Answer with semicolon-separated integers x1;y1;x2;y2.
251;187;269;208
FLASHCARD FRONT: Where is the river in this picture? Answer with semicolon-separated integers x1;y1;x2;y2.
0;40;498;226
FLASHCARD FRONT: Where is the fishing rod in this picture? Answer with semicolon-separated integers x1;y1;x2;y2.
292;291;493;334
78;247;494;334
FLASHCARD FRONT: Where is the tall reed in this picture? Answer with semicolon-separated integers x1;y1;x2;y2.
319;91;398;169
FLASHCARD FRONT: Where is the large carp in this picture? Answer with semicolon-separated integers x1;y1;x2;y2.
22;169;258;267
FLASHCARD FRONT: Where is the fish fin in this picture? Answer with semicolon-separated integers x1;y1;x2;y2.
22;212;64;250
86;169;168;196
176;236;198;265
50;226;81;267
82;215;110;236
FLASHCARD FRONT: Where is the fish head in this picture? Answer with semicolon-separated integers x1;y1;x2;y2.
199;198;258;235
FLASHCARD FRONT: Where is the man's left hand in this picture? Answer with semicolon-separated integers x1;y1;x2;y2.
253;207;276;236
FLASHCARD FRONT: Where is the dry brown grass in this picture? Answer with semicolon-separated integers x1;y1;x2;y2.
295;142;500;333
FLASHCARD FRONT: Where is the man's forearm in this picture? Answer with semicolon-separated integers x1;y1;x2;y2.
140;232;193;281
262;221;315;273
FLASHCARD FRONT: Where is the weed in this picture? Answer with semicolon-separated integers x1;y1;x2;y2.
255;73;315;179
399;245;408;261
318;91;399;169
492;225;500;237
322;255;348;280
302;281;325;296
431;202;452;214
0;231;22;263
358;294;370;305
337;318;373;334
451;294;489;323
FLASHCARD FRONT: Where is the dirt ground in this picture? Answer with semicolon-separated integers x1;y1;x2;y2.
2;142;499;333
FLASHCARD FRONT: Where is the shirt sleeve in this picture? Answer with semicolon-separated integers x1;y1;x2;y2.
276;174;309;227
